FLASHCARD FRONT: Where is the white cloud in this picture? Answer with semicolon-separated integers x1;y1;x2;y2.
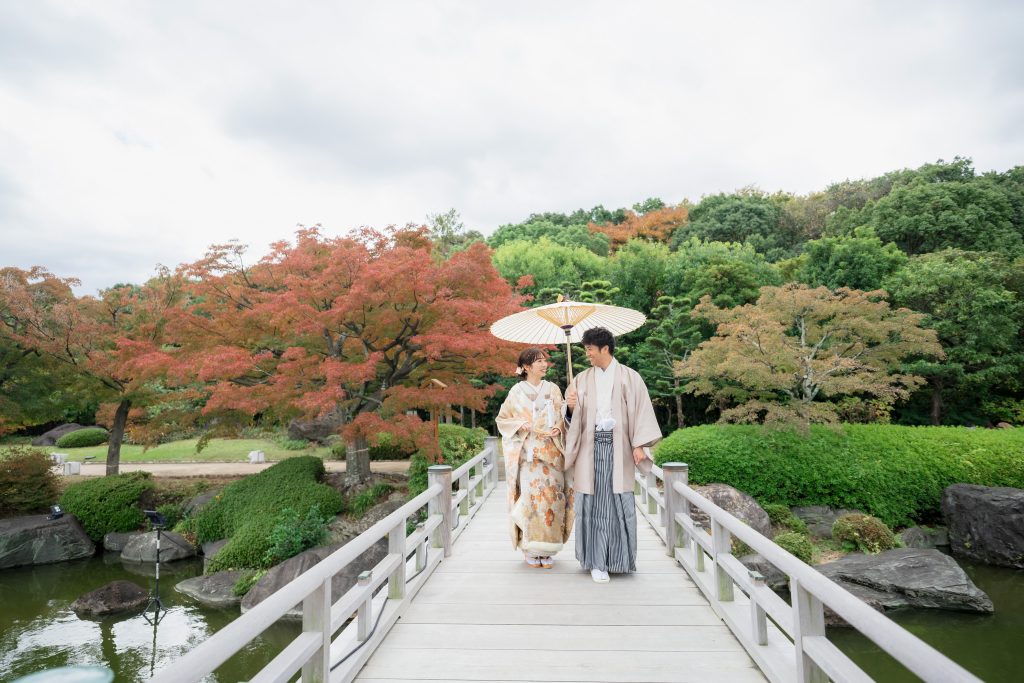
1;0;1022;293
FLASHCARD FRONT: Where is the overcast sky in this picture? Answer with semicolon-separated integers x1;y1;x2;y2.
2;1;1022;294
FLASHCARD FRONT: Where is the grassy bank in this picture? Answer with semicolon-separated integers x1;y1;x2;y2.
34;438;333;463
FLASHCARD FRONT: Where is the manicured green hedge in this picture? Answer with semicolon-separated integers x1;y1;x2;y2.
60;472;154;541
196;455;344;571
56;427;109;448
654;424;1024;527
0;446;59;515
408;424;488;496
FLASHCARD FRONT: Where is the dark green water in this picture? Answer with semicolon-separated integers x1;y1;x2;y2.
0;555;299;682
829;561;1024;682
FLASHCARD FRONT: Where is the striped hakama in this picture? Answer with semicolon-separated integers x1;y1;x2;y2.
575;430;637;573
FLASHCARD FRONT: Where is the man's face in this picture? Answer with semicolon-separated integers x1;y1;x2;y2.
584;344;610;367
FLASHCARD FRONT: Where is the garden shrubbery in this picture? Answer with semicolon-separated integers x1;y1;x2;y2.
655;424;1024;527
195;455;344;572
408;424;488;496
55;427;109;448
60;472;154;541
0;446;59;515
773;531;813;563
832;513;897;554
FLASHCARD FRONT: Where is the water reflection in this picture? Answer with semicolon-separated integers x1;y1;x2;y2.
0;555;299;682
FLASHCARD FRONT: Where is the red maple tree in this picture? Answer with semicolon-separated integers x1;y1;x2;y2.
172;225;523;482
588;205;689;251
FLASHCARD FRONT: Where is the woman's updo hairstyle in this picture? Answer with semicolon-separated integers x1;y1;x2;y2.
515;347;546;376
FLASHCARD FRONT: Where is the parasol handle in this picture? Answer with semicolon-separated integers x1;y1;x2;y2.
564;328;573;384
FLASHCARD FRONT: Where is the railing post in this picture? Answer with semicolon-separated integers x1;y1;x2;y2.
711;519;734;601
357;570;373;641
460;469;471;515
474;458;485;498
646;469;658;517
749;571;768;646
428;464;453;557
485;436;499;487
694;522;706;572
301;577;331;682
662;463;687;557
792;577;828;683
415;521;427;571
388;518;406;599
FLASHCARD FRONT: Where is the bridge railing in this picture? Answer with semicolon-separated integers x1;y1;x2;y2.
150;436;500;683
635;461;981;683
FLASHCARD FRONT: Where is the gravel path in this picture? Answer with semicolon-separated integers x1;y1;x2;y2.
63;460;410;477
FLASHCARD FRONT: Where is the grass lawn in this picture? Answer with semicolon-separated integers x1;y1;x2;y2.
39;438;334;463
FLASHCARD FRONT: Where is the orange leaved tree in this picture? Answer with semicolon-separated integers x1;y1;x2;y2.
0;267;184;474
588;205;689;251
677;283;944;428
173;226;522;483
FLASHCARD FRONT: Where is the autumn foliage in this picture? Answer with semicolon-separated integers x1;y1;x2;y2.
588;205;689;251
677;283;944;427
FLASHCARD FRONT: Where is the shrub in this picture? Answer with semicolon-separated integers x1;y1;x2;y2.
832;513;896;554
654;424;1024;527
0;446;59;515
349;483;395;517
774;531;813;563
60;472;153;541
763;503;808;534
55;427;109;448
198;456;344;572
408;424;488;496
154;503;183;529
262;505;331;566
232;569;267;597
278;438;310;451
370;433;416;461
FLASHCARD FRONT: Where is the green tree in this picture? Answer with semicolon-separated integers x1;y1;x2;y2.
607;239;670;312
427;208;484;258
884;249;1024;425
665;238;782;307
633;295;703;428
491;237;608;299
487;219;609;256
796;227;908;291
670;190;798;260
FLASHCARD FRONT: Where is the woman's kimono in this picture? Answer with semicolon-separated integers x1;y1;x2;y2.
496;380;575;555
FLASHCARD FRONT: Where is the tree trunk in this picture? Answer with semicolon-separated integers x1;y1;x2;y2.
673;377;684;428
930;380;944;426
459;405;464;426
471;408;476;429
106;398;131;476
346;434;371;484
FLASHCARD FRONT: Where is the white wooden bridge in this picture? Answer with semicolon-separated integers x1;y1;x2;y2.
151;438;981;683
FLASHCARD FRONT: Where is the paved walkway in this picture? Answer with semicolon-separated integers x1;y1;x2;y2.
354;482;766;683
61;460;410;477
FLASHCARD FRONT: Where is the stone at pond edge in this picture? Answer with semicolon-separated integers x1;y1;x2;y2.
121;531;197;563
30;423;86;446
817;548;993;627
791;505;864;538
182;490;220;518
176;571;245;609
71;580;149;616
0;514;95;569
942;483;1024;569
898;526;949;550
690;483;772;538
738;553;788;590
241;538;389;619
104;531;145;553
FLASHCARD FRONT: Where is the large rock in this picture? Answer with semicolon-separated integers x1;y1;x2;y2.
898;526;949;550
202;539;229;572
121;531;197;563
817;548;993;626
287;408;345;443
104;531;145;553
182;490;219;518
327;494;406;545
176;570;245;609
71;580;149;616
942;484;1024;569
738;553;788;590
791;505;864;538
0;514;95;569
241;538;389;618
30;423;86;446
690;483;772;538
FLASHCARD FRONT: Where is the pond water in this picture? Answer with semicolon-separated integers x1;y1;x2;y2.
0;555;299;682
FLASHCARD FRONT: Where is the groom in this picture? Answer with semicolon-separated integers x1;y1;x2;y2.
564;327;662;583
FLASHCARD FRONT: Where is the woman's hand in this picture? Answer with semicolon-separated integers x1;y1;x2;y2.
549;426;561;437
519;421;533;435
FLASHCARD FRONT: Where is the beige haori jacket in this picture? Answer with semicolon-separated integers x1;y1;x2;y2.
563;362;663;495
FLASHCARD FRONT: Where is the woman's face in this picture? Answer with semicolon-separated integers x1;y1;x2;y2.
527;356;549;376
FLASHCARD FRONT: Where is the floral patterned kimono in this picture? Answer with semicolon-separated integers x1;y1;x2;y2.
496;380;575;555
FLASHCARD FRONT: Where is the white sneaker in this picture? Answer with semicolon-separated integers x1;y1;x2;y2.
591;568;610;583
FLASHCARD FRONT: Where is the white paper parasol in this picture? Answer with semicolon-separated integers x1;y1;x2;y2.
490;299;646;381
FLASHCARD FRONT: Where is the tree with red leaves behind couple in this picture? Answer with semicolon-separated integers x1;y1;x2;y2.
174;225;523;483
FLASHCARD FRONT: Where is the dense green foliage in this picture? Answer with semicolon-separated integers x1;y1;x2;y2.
349;483;395;517
654;424;1024;527
762;503;808;535
60;472;153;541
55;427;109;448
197;456;344;571
262;505;331;566
832;513;897;554
773;531;813;564
0;446;59;515
408;424;488;497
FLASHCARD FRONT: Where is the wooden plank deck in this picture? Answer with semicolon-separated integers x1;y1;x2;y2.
354;483;767;683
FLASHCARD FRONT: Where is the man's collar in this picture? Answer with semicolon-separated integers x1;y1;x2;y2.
595;357;619;374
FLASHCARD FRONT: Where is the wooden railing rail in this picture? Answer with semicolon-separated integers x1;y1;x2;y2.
635;461;981;683
150;435;500;683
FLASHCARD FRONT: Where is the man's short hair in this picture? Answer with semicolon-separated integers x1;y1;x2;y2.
581;327;615;354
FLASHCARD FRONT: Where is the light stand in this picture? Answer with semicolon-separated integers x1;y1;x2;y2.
142;510;167;626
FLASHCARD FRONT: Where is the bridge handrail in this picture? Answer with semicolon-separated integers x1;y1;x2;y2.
151;436;500;683
636;461;981;683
